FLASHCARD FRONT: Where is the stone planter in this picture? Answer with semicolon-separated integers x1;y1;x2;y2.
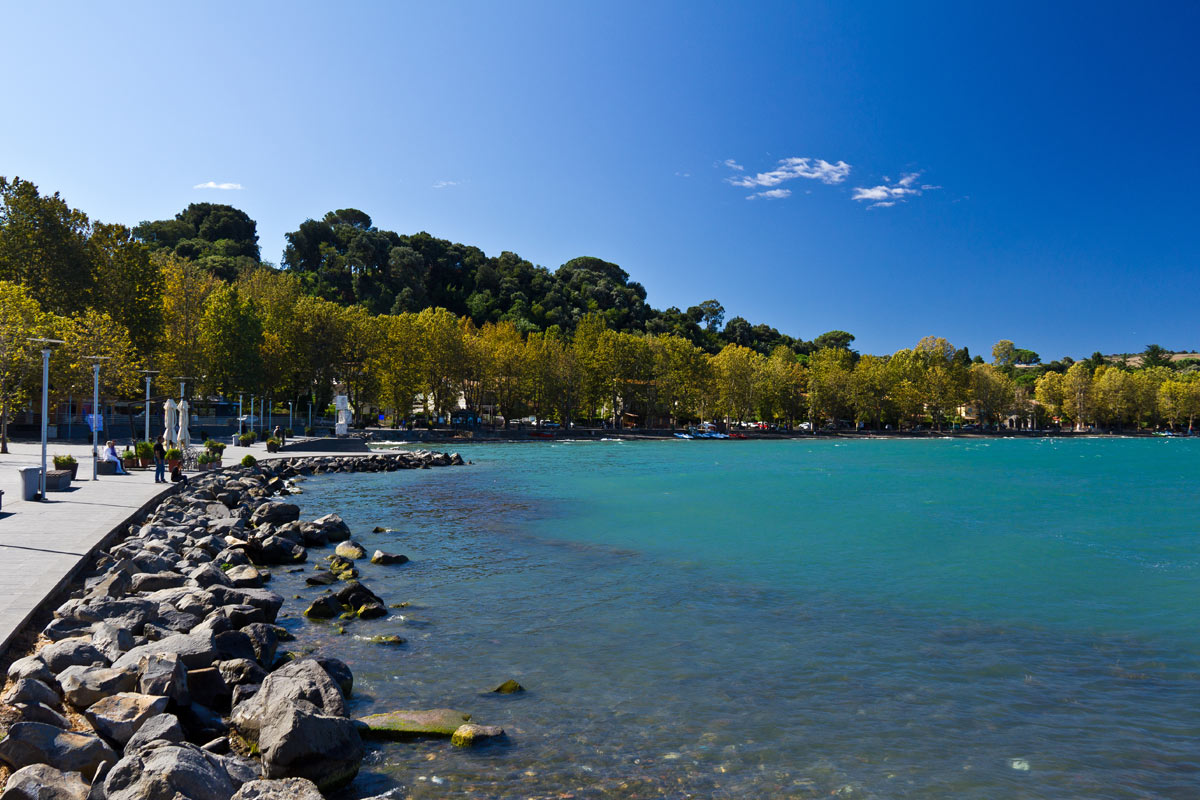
139;458;152;468
122;457;138;471
168;459;180;472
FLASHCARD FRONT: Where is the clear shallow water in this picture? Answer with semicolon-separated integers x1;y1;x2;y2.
274;438;1200;799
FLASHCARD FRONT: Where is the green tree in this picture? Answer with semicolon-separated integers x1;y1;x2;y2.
198;285;264;396
0;176;93;314
991;339;1015;368
88;223;163;356
1060;362;1094;430
808;347;854;427
712;344;760;423
0;281;46;452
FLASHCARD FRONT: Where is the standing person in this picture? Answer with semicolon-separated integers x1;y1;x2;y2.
152;435;166;483
272;424;283;445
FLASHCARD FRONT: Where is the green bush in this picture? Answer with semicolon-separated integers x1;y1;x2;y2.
135;441;154;459
239;433;256;446
241;454;257;467
204;439;226;455
165;447;182;460
197;451;216;465
52;454;77;468
304;426;313;437
119;449;136;460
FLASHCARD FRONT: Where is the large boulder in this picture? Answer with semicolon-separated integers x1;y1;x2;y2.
11;703;70;729
230;778;323;800
0;764;89;800
112;632;216;672
7;657;54;685
250;502;300;527
240;624;279;668
231;660;346;738
256;699;363;791
54;597;158;634
355;708;472;740
57;665;137;709
102;743;238;800
137;652;191;707
333;541;365;560
85;692;170;745
205;587;283;623
122;712;186;756
0;723;116;780
370;550;409;565
40;638;107;674
131;572;187;593
310;513;350;542
90;621;134;662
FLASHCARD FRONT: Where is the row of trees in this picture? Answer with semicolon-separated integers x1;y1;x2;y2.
4;175;1199;449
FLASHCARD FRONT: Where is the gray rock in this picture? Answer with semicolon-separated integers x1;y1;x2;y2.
2;678;61;708
253;536;306;566
123;713;186;756
12;702;70;729
6;656;54;685
225;565;266;588
249;502;300;526
185;667;230;710
57;665;138;709
90;622;133;662
130;572;187;593
138;653;190;707
218;659;267;688
0;723;116;780
257;699;363;791
311;513;350;542
187;563;233;589
41;618;92;643
85;692;170;746
112;632;216;672
0;763;89;800
370;550;409;565
240;623;278;667
102;743;237;800
450;723;506;747
213;631;257;663
41;638;108;674
55;598;158;634
205;586;283;623
230;777;323;800
230;660;346;740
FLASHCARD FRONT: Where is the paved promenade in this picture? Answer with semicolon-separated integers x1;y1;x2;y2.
0;436;354;657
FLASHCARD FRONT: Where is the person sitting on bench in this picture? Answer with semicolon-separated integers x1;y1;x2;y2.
102;440;129;475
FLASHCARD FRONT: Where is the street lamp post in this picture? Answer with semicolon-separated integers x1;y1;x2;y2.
139;370;159;444
288;401;293;433
85;356;111;481
238;393;243;434
28;338;65;500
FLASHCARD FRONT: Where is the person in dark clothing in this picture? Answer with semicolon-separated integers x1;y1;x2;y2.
170;465;188;486
153;436;166;483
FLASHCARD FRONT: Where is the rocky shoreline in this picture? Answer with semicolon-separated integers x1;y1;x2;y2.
0;450;502;799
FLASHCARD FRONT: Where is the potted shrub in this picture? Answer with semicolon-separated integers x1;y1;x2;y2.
197;451;217;471
205;439;226;463
136;441;154;468
241;454;257;467
52;454;78;480
120;448;138;470
304;426;314;437
239;432;256;447
265;437;281;453
165;447;182;471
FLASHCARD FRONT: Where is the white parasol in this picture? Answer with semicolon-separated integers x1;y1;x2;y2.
177;400;191;449
163;399;178;447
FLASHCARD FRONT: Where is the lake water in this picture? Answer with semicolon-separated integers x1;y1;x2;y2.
275;438;1200;799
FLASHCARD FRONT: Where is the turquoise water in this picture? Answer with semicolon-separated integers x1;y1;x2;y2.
277;439;1200;799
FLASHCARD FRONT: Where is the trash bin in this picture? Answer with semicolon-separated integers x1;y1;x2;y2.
18;466;42;501
231;434;239;446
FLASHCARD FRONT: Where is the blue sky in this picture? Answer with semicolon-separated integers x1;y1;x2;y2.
3;1;1197;359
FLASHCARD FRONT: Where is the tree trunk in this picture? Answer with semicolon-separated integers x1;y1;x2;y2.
1;397;8;454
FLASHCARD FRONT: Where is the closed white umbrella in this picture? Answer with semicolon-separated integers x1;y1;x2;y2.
163;399;178;447
177;400;190;449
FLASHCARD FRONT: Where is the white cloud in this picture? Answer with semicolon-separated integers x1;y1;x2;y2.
722;158;745;171
193;181;242;190
432;180;460;189
852;172;935;209
727;157;851;189
747;188;792;200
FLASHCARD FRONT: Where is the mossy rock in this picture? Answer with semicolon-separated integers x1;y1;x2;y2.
357;602;387;619
303;596;342;619
356;709;472;740
369;635;405;646
492;679;525;694
335;541;367;560
451;723;506;747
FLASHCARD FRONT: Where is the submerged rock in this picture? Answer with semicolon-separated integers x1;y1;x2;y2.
491;678;525;694
356;709;472;740
370;550;408;565
368;634;405;646
450;723;506;747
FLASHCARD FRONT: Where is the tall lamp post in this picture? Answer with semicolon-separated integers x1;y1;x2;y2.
84;356;111;481
238;393;243;435
288;401;293;433
28;338;65;500
139;369;159;444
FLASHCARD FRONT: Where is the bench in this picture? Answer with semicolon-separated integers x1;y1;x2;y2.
45;470;73;491
96;460;118;476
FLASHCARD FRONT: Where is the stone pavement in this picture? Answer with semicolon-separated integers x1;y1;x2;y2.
0;436;348;656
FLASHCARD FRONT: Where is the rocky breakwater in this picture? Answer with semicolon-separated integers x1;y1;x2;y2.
0;450;499;800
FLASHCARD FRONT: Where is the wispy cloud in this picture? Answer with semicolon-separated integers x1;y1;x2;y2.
432;180;460;189
747;188;792;200
852;172;936;209
727;157;851;190
193;181;242;190
721;158;744;171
